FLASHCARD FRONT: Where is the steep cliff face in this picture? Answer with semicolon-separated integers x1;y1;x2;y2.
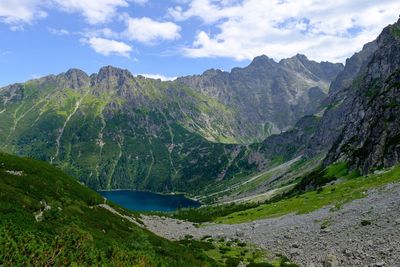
233;19;400;177
324;19;400;173
304;41;379;156
177;55;343;142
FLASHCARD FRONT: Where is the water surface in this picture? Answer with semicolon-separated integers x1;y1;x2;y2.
98;190;200;212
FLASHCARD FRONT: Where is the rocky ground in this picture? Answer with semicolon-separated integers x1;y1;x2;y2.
142;182;400;267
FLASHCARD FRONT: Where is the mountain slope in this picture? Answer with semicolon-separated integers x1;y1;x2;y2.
0;152;218;266
324;19;400;173
0;68;242;192
0;55;342;193
177;54;343;141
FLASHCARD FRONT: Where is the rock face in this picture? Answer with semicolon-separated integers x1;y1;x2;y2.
177;55;343;142
303;40;379;158
232;18;400;177
235;115;321;173
322;18;400;173
0;54;343;192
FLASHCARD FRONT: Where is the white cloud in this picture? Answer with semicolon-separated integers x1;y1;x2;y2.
84;37;132;57
83;27;119;39
53;0;129;24
123;17;181;44
0;0;47;26
0;0;129;26
172;0;400;62
132;0;149;5
48;28;70;35
138;73;177;81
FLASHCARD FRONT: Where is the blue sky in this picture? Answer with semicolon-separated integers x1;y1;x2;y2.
1;0;400;87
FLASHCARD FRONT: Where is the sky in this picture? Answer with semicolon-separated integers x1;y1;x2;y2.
1;0;400;87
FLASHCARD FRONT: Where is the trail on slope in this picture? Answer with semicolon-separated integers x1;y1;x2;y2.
50;96;84;164
161;112;178;175
4;98;49;148
200;156;302;201
106;134;123;189
99;204;142;227
95;111;107;182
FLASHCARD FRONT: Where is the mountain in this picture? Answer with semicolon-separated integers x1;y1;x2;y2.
0;56;342;193
0;68;240;192
177;54;343;142
323;18;400;173
1;17;398;195
0;152;218;266
223;18;400;183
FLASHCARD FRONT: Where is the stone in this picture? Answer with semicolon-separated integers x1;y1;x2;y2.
323;254;339;267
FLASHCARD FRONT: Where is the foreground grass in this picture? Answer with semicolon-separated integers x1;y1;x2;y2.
180;236;299;267
0;152;219;266
214;164;400;224
1;152;287;266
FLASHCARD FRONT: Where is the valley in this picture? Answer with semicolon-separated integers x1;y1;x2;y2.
1;10;400;267
143;166;400;266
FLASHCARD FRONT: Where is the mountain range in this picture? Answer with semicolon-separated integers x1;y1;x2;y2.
2;11;400;267
0;53;342;192
0;18;399;196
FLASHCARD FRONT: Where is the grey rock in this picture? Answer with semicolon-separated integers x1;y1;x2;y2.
323;254;339;267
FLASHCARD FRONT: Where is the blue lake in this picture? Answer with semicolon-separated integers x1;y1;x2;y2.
98;190;201;212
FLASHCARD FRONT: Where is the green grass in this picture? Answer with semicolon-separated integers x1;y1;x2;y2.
0;152;221;266
179;236;298;267
214;164;400;224
0;152;292;266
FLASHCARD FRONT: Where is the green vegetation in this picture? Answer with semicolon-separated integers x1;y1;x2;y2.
390;23;400;38
0;152;221;266
0;152;296;266
173;202;260;223
179;236;298;267
214;164;400;224
289;162;355;193
172;162;400;225
0;79;260;194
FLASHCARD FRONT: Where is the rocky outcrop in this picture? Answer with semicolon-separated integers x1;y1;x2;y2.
242;115;321;171
324;19;400;173
303;40;379;158
177;55;343;142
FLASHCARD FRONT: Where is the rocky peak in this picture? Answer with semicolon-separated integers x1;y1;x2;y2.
295;53;308;61
365;19;400;83
329;41;378;94
319;18;400;174
280;54;344;83
202;68;225;77
249;55;277;68
60;68;90;90
95;66;134;82
91;66;135;94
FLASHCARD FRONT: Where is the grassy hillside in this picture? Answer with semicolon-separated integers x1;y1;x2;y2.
173;163;400;224
0;152;221;266
0;75;250;192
